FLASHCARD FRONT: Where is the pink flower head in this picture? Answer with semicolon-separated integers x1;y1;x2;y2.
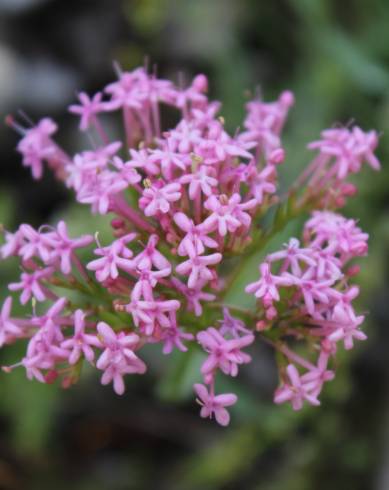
304;211;369;263
194;383;237;426
4;64;380;426
240;90;294;158
308;126;380;179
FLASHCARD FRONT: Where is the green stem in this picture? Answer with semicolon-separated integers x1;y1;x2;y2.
221;192;311;299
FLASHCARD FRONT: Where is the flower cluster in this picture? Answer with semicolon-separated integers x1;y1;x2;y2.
1;65;380;426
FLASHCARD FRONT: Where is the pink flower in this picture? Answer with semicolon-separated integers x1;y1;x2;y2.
267;238;316;276
171;278;215;316
9;267;54;304
219;307;251;338
167;120;202;153
77;171;128;215
104;69;145;111
112;157;142;186
132;235;171;271
274;364;320;410
140;181;181;216
245;163;277;205
176;253;222;289
18;224;54;263
0;229;24;259
197;327;254;380
168;74;208;112
161;326;194;354
30;297;68;341
16;118;58;179
61;310;100;365
327;291;366;350
301;350;335;398
87;233;136;282
128;148;159;176
245;262;292;304
196;123;252;165
48;221;93;274
160;312;194;354
174;212;218;256
69;92;106;131
96;322;146;395
179;165;218;199
203;194;256;236
149;138;189;179
305;211;368;263
127;298;180;335
194;383;237;426
132;268;170;299
283;269;335;316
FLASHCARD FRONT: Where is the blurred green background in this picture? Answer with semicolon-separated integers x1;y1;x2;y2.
1;0;389;489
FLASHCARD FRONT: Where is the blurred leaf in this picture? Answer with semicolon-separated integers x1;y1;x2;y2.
322;29;389;94
157;347;204;401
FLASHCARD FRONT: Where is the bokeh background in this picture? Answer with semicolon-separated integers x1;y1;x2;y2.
1;0;389;489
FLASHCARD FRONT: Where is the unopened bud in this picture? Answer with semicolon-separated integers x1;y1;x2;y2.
269;148;285;165
346;264;361;277
256;320;267;331
45;370;59;384
111;218;125;229
192;74;208;92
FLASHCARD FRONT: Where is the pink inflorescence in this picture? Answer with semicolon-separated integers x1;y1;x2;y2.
1;65;380;426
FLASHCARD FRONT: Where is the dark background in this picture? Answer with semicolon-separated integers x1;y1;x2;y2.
1;0;389;489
